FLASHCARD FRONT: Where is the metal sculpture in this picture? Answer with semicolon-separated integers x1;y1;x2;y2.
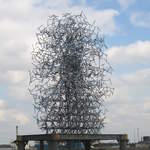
29;13;113;134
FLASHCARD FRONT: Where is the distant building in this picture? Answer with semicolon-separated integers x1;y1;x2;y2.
143;136;150;144
0;144;12;150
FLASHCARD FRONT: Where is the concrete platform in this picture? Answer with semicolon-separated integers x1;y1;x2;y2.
15;133;128;150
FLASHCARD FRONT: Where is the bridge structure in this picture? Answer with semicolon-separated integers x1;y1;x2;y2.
15;133;128;150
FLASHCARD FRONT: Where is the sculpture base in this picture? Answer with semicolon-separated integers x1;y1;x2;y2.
14;133;128;150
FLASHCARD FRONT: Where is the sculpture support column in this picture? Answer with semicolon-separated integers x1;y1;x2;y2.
47;141;58;150
83;141;91;150
40;141;44;150
119;140;127;150
119;134;128;150
17;141;27;150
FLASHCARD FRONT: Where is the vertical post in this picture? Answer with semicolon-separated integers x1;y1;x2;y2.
119;135;128;150
40;141;44;150
16;125;18;138
47;141;58;150
83;141;91;150
119;140;127;150
17;141;26;150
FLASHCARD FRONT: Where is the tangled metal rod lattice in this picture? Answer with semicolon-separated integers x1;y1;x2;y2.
29;13;113;134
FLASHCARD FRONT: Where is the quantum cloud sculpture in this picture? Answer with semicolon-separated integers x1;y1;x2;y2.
29;13;113;134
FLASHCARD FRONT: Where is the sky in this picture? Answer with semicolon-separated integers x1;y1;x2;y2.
0;0;150;144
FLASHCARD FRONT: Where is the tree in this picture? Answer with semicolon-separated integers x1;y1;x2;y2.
29;13;113;134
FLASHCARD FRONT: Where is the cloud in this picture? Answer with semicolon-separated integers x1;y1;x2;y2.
44;0;71;9
130;11;150;28
61;8;119;35
107;40;150;65
104;40;150;140
0;99;6;121
0;69;31;101
117;0;135;9
103;68;150;140
79;8;119;35
0;99;6;109
112;68;150;101
8;84;31;101
0;100;35;144
12;113;29;125
0;0;119;101
0;70;27;84
52;7;119;35
121;68;150;87
0;110;5;121
0;99;29;124
35;4;119;35
4;109;30;125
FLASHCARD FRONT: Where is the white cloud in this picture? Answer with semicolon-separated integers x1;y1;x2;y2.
117;0;135;9
0;99;29;124
0;99;6;109
52;7;119;35
8;84;31;101
0;0;119;101
107;40;150;65
113;68;150;100
0;99;6;121
12;113;29;125
0;70;27;84
7;71;27;84
143;101;150;112
103;68;150;140
44;0;71;9
5;109;30;125
130;11;150;28
0;70;30;101
0;0;119;36
0;110;5;121
121;69;150;87
80;8;119;35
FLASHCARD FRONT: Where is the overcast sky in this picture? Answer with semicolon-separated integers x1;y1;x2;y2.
0;0;150;144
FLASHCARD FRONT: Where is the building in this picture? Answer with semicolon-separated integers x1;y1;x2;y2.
0;144;12;150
